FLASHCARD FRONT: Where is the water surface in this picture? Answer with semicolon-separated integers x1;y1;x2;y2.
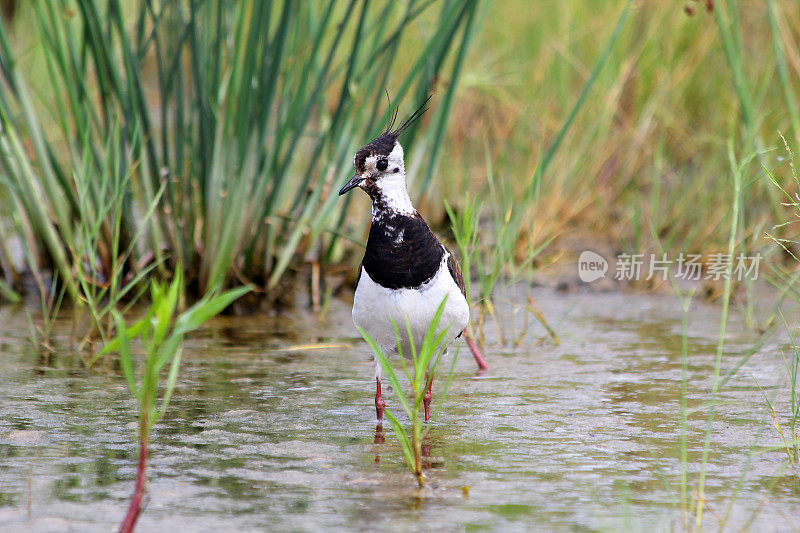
0;288;798;531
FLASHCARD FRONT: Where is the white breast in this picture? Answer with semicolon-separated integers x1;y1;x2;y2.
352;253;469;358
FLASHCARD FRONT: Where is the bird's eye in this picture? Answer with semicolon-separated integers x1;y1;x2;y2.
376;159;388;171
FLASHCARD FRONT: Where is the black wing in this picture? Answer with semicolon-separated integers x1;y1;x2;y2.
445;246;466;338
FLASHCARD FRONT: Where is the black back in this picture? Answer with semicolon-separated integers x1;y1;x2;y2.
362;213;444;290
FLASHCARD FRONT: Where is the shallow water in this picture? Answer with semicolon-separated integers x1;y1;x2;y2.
0;287;798;532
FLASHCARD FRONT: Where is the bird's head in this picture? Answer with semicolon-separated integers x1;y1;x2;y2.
338;95;431;198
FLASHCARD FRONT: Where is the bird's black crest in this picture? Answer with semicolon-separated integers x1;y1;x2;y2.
386;93;432;138
354;94;432;173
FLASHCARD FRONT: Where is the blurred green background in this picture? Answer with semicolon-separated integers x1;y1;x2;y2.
0;0;797;311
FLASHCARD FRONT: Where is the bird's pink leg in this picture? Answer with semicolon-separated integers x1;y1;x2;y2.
464;329;489;371
375;377;386;423
423;375;433;423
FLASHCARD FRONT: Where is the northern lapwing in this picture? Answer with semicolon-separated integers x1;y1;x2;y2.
338;96;488;423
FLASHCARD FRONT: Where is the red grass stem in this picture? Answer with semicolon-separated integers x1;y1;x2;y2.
119;437;147;533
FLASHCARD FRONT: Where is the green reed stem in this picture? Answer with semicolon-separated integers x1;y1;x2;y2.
694;141;742;527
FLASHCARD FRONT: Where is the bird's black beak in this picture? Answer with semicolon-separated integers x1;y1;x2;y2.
338;173;364;195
